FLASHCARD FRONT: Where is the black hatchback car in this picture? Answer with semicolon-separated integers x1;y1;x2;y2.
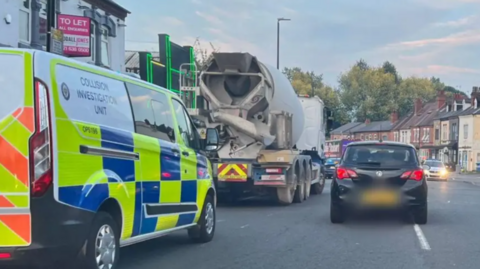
330;141;428;224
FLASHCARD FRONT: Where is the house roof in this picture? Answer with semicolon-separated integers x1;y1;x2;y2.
394;101;443;130
330;122;363;135
354;120;394;133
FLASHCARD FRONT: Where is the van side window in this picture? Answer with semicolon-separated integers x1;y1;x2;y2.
172;99;200;149
125;83;175;142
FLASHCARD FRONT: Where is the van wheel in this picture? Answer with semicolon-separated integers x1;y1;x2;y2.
188;195;216;243
294;169;305;203
304;166;312;200
84;212;120;269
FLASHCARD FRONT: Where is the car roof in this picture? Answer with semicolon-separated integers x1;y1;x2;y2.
345;140;416;149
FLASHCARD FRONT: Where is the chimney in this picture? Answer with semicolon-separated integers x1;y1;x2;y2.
472;86;479;108
365;118;370;124
390;111;398;123
437;90;446;109
414;98;423;115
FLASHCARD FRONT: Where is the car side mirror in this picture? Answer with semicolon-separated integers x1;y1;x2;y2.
423;165;430;170
204;128;219;151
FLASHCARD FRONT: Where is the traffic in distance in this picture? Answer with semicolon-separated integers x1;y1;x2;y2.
0;48;453;269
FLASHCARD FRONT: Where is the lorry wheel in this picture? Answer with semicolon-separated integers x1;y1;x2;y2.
293;170;304;203
304;167;311;200
312;173;325;195
276;174;296;205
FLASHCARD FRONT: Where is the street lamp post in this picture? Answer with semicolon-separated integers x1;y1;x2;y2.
276;17;290;70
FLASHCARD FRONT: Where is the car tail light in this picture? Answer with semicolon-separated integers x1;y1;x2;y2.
400;169;423;181
29;80;53;197
336;166;358;180
266;168;282;174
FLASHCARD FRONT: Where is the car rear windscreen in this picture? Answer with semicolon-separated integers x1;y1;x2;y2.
342;144;418;167
425;161;444;168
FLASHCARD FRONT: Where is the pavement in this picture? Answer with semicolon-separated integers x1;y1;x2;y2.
116;178;480;269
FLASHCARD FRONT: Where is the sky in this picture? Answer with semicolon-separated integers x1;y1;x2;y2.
116;0;480;93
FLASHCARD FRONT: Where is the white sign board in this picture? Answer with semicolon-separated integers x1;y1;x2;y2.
55;65;134;132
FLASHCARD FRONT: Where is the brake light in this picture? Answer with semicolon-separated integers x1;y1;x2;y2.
400;169;423;181
29;80;53;197
266;168;282;174
336;166;358;180
0;253;11;259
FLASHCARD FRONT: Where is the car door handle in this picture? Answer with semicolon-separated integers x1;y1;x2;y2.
182;151;189;157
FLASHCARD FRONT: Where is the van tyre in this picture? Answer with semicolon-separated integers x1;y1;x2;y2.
330;203;345;224
412;204;428;225
188;195;216;243
84;212;120;269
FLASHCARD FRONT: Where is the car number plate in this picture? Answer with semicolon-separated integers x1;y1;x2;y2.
361;189;399;206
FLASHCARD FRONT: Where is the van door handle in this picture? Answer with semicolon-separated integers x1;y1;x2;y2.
171;148;180;155
182;151;189;157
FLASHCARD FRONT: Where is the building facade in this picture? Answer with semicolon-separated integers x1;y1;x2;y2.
0;0;129;71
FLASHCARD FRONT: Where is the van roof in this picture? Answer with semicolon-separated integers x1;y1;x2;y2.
3;48;180;100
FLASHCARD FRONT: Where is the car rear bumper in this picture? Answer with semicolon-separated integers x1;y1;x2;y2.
331;178;427;210
0;188;94;266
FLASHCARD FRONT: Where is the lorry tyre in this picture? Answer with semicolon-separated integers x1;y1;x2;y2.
293;168;304;203
83;211;120;269
276;174;296;205
304;166;312;200
188;195;216;243
312;172;325;195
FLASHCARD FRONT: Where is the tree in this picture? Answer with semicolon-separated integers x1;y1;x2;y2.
396;77;436;115
382;61;400;84
338;64;397;121
193;37;219;71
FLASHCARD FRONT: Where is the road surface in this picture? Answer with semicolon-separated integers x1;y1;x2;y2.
119;179;480;269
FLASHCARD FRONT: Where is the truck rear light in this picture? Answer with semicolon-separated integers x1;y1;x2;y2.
266;168;282;174
29;80;53;197
400;169;423;181
336;166;358;180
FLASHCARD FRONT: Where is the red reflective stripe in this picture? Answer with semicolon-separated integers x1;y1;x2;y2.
218;164;228;172
11;107;34;132
0;196;14;208
0;215;31;243
0;136;29;186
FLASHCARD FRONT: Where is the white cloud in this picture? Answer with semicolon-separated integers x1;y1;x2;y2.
383;30;480;51
160;17;184;26
432;15;477;27
195;11;223;25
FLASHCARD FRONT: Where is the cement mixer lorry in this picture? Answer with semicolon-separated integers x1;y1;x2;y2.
181;52;327;205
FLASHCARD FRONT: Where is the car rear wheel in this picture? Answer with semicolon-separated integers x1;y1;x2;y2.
330;203;345;224
412;204;427;225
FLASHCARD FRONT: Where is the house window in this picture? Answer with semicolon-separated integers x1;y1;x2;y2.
20;0;31;43
38;0;47;48
442;123;447;141
373;133;377;139
360;134;364;140
100;27;110;66
451;123;458;140
382;134;388;141
423;128;430;142
464;124;468;139
414;128;419;142
435;128;439;140
394;132;398;142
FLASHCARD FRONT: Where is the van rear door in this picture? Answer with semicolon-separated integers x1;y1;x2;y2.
0;49;35;247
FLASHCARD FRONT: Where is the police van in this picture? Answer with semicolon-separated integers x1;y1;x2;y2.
0;48;219;268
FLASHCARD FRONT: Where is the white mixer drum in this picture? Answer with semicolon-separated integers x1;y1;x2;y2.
261;63;305;145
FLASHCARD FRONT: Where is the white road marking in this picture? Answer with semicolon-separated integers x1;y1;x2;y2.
217;219;225;223
240;224;249;228
413;224;431;250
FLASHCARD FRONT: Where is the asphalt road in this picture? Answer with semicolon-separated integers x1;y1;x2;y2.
118;179;480;269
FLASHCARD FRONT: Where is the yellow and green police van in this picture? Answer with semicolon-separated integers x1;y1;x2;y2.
0;48;219;268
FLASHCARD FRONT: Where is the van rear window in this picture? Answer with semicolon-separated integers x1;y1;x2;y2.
0;53;25;120
342;144;418;167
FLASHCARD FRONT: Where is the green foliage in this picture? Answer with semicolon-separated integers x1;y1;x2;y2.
284;60;462;124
